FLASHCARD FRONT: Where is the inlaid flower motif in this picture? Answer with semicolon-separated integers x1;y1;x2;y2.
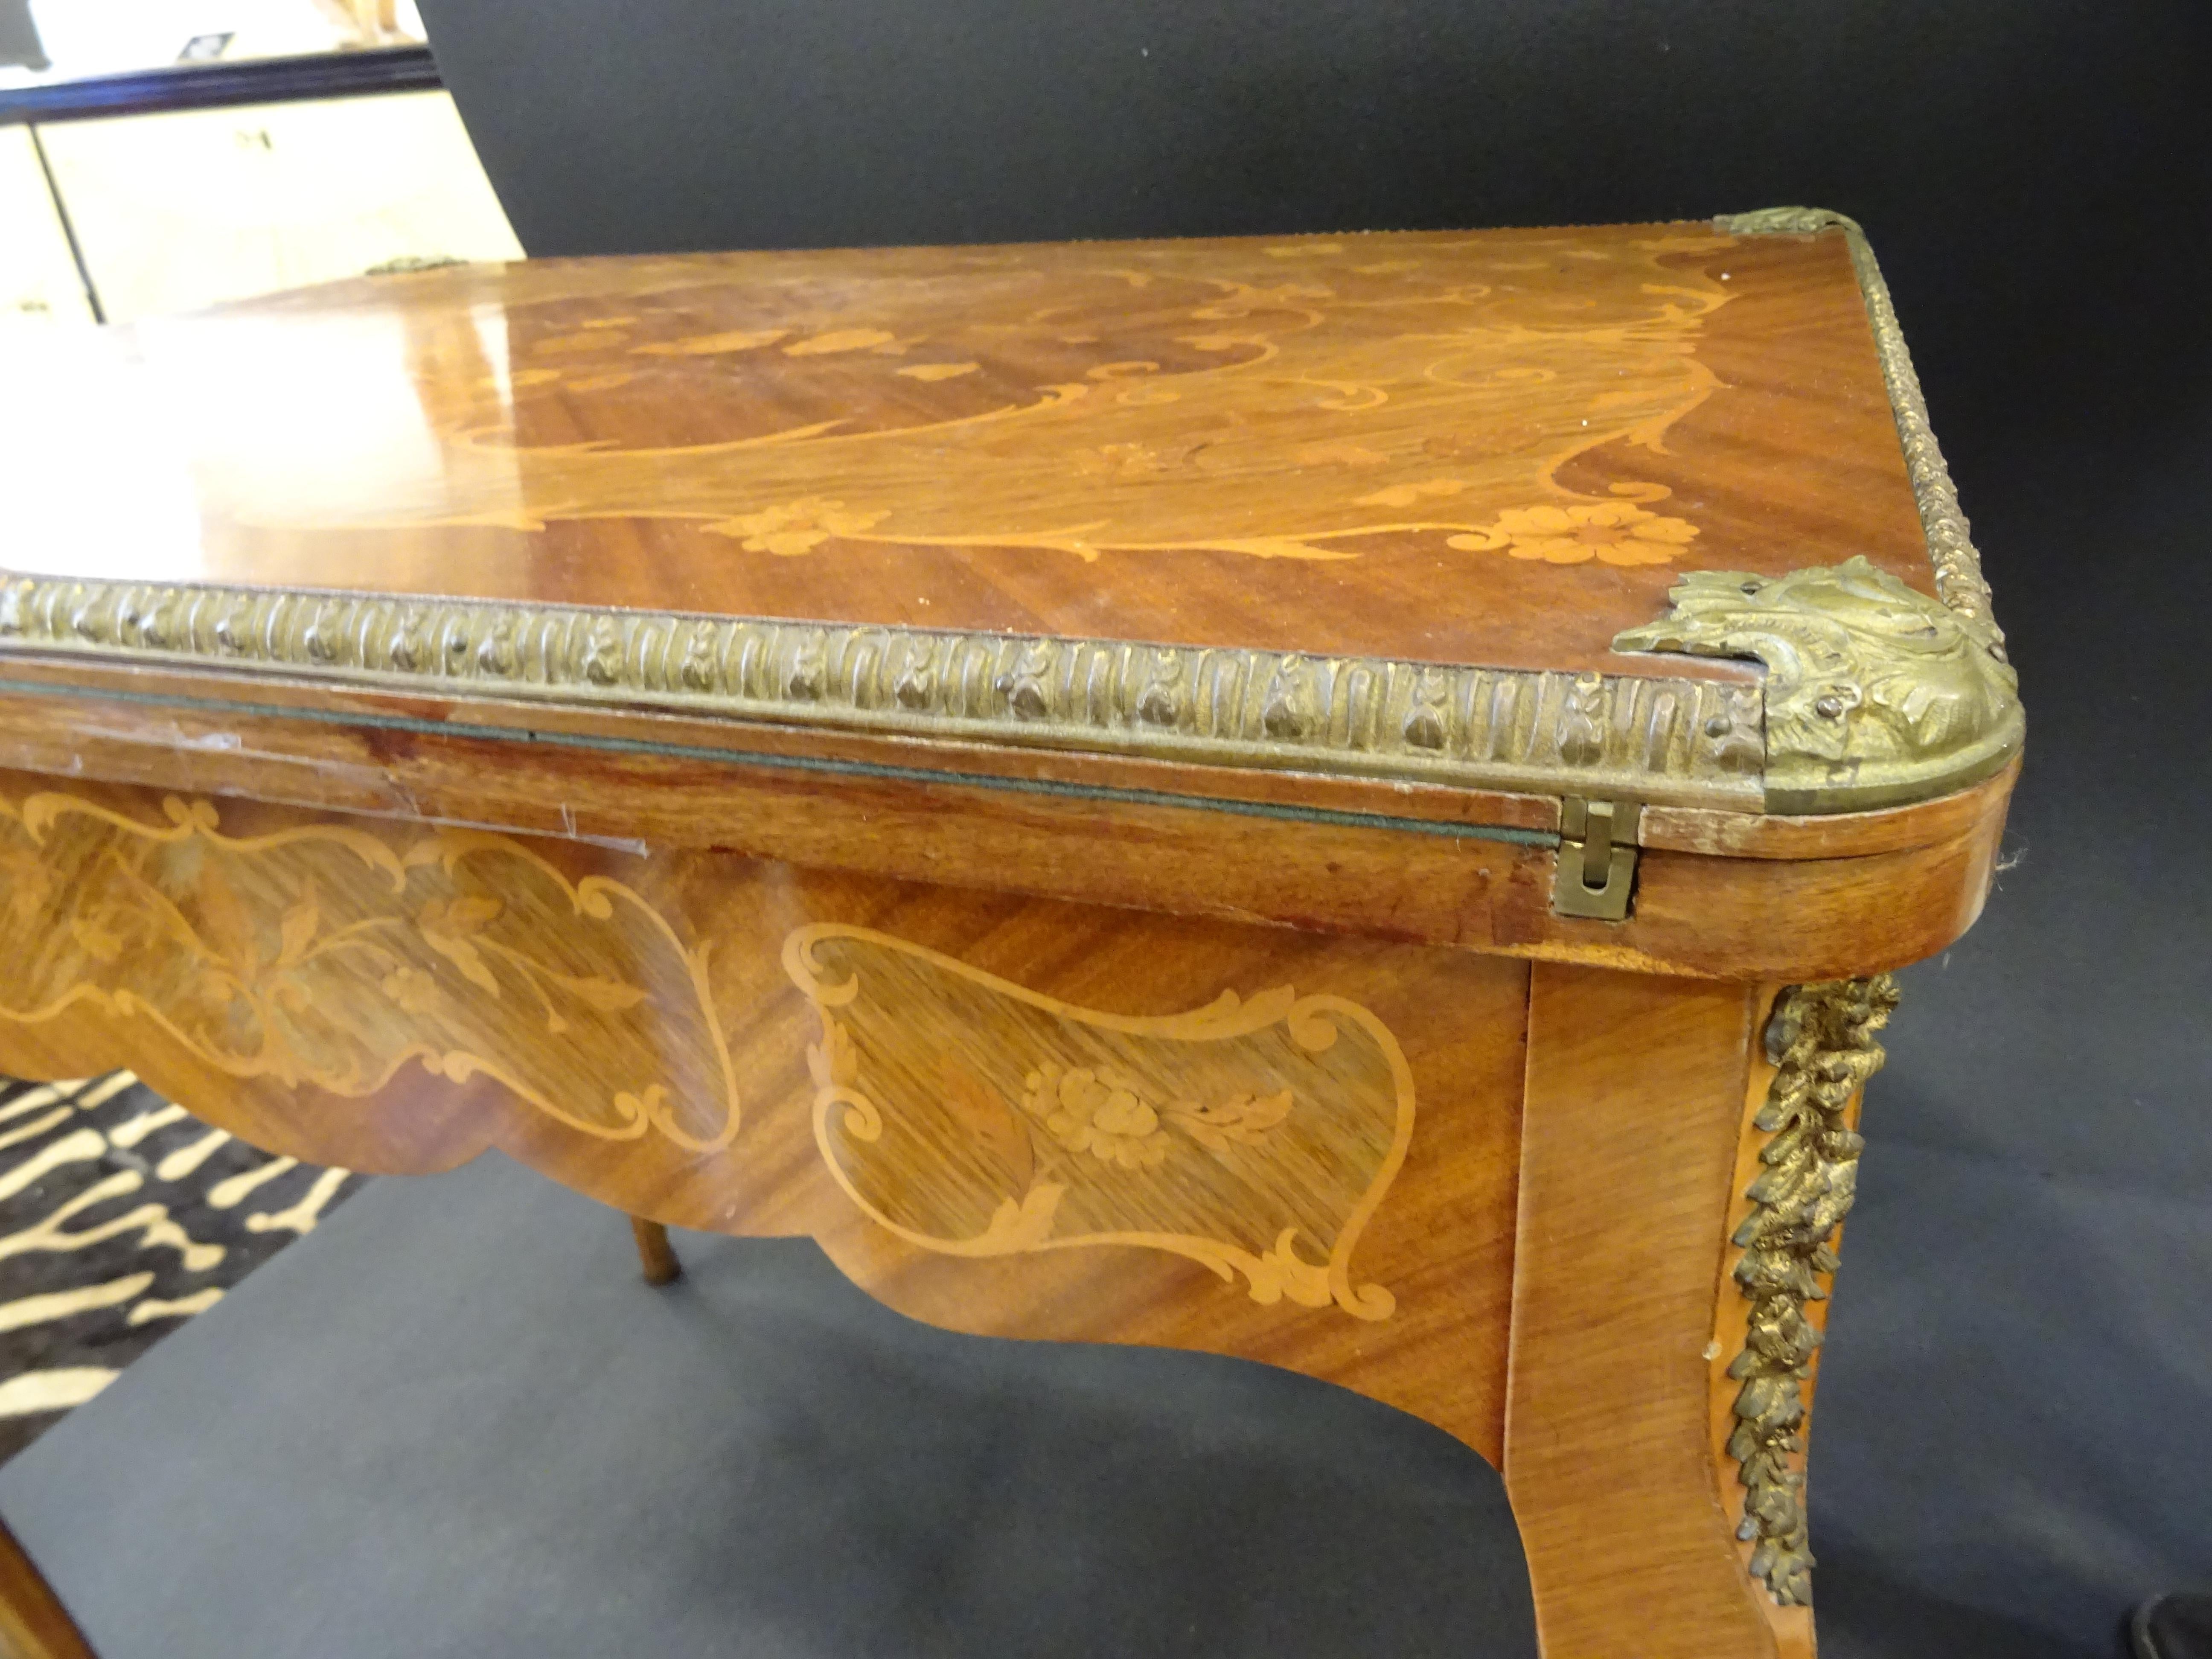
708;497;890;556
1167;1090;1292;1152
380;964;441;1016
1022;1062;1169;1170
809;1017;860;1091
418;894;503;994
1449;502;1699;567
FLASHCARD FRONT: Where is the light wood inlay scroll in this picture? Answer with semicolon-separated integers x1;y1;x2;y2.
782;924;1415;1319
0;777;1532;1468
0;792;738;1150
169;236;1740;565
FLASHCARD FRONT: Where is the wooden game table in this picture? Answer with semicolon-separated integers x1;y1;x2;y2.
0;208;2019;1658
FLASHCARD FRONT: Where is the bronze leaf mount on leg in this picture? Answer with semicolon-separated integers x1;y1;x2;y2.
1729;973;1899;1606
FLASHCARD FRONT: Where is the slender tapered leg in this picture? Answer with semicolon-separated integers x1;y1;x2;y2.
629;1216;681;1285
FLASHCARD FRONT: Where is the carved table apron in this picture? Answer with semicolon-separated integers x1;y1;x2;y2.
0;209;2020;1659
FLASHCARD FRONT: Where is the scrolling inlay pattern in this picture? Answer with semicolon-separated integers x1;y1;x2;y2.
240;234;1739;565
781;925;1415;1319
0;214;2004;815
1728;974;1898;1606
0;792;739;1149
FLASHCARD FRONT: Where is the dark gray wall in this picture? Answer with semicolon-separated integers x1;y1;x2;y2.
415;5;2212;1650
421;0;2209;442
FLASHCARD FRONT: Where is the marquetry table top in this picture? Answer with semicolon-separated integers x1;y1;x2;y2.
0;211;2017;819
8;217;1932;668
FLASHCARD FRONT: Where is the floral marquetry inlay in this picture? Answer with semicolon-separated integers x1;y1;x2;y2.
0;215;2007;816
1450;501;1702;568
781;925;1417;1319
0;793;739;1149
218;235;1740;568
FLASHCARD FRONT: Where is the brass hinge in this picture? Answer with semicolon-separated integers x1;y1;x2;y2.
1552;798;1642;921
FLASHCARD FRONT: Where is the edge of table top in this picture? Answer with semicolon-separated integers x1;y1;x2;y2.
0;208;2019;821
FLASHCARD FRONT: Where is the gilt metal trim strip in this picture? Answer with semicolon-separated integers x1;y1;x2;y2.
0;576;1767;809
0;212;2011;816
1714;207;2000;640
1727;975;1898;1606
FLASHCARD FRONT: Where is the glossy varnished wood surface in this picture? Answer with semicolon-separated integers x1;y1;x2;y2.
0;678;2011;981
0;774;1904;1656
1505;965;1774;1659
0;775;1530;1466
1641;757;2019;860
0;215;1982;1650
2;224;1923;678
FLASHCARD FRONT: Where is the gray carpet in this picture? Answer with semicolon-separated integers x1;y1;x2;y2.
1815;1138;2212;1658
0;1151;1538;1659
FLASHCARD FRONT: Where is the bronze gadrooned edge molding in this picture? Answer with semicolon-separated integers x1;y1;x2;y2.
1726;975;1899;1607
0;560;2023;813
0;576;1769;812
1713;205;2001;640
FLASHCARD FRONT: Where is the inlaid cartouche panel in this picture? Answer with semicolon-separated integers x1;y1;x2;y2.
782;924;1416;1318
0;791;738;1149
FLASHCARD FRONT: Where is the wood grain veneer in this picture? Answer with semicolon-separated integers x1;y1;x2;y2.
0;775;1530;1465
0;683;2009;980
0;213;2018;1659
1;226;1921;680
1505;965;1774;1659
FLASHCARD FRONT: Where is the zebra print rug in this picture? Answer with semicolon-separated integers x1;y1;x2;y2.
0;1072;363;1464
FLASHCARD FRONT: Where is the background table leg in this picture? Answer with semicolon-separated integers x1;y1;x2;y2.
629;1216;681;1286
